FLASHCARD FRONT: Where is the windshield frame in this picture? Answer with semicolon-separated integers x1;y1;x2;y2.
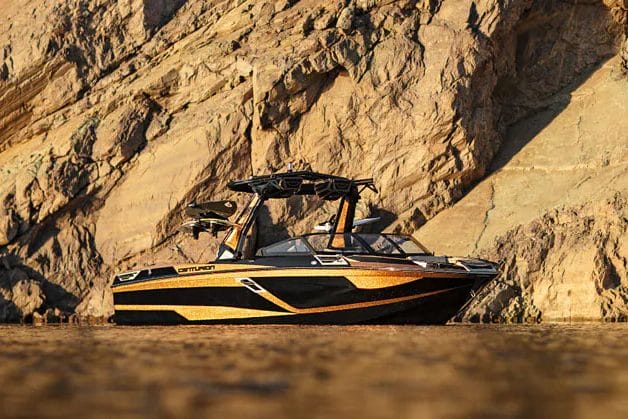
255;233;431;257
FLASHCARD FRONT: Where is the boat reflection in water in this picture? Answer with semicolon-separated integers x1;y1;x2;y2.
112;170;498;324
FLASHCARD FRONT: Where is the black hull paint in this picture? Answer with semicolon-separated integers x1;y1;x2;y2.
114;285;474;325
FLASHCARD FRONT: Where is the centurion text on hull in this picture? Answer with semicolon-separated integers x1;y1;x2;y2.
111;171;498;324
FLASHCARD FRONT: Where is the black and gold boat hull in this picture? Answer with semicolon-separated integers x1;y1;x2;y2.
112;261;494;325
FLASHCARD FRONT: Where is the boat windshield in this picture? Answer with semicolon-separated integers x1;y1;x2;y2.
256;233;431;257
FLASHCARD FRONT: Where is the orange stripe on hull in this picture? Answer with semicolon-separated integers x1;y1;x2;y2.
112;268;470;293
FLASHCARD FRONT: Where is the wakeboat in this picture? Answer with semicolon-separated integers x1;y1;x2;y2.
111;170;498;324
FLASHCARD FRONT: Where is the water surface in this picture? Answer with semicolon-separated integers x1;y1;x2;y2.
1;324;627;418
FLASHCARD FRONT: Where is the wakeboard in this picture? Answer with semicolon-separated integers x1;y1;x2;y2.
185;200;237;219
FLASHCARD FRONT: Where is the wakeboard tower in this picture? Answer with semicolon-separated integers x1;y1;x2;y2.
111;170;498;325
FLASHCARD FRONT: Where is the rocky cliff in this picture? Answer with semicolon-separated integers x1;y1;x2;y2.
417;53;628;322
0;0;626;322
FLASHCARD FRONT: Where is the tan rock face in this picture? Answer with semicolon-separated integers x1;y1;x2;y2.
457;194;627;322
604;0;628;73
416;56;628;257
416;54;628;322
0;255;47;321
0;0;625;321
10;280;46;320
0;209;18;246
